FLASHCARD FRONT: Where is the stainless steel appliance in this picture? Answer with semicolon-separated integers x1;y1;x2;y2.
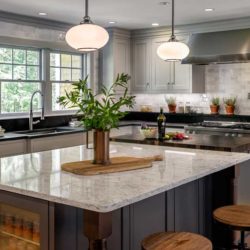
185;121;250;137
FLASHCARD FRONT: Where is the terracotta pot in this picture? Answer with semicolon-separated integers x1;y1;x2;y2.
93;130;110;165
210;105;220;114
225;105;235;115
168;104;176;113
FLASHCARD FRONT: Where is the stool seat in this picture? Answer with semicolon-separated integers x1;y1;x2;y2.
213;205;250;230
141;232;212;250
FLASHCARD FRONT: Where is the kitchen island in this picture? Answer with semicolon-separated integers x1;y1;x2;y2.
0;142;249;249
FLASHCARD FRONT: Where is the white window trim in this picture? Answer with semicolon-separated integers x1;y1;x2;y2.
0;46;90;118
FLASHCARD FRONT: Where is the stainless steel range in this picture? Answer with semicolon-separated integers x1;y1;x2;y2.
185;121;250;137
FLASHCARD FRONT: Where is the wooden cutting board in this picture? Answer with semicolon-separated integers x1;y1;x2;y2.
61;155;163;176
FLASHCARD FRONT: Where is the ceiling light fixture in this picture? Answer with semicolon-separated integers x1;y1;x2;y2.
152;23;160;27
159;1;170;6
65;0;109;52
109;21;116;24
38;12;47;16
157;0;190;61
205;8;215;12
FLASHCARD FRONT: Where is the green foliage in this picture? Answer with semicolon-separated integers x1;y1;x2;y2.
224;97;237;107
165;96;176;106
210;97;220;106
58;73;135;131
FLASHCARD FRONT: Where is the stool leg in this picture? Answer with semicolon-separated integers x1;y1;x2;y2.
238;231;245;250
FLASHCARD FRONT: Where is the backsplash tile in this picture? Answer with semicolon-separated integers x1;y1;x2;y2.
132;63;250;115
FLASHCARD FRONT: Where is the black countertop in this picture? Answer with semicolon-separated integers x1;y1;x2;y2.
111;126;250;152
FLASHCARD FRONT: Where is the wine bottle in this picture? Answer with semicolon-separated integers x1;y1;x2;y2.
157;107;166;141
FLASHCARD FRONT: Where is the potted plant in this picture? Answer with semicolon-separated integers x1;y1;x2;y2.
58;73;135;165
165;96;177;113
224;97;237;115
210;97;220;114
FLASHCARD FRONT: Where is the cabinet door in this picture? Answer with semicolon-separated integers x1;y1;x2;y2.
0;190;50;250
0;139;27;157
114;38;131;93
171;61;192;93
132;39;151;93
151;38;171;92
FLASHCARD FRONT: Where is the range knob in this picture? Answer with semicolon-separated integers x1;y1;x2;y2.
225;133;229;137
232;133;237;137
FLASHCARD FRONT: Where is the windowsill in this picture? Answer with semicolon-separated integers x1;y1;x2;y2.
0;111;79;120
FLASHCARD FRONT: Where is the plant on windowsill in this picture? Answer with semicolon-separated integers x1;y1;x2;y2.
210;97;220;114
224;97;237;115
165;96;177;113
57;73;135;165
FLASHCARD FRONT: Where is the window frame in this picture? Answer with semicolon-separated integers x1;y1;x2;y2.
0;46;88;118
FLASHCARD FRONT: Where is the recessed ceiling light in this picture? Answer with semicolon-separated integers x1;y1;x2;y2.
159;1;170;6
152;23;160;27
38;12;47;16
205;8;215;12
108;21;116;24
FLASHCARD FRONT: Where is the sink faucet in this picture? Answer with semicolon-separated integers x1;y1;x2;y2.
29;90;45;131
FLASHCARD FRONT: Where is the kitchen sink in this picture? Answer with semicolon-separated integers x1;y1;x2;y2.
14;127;78;136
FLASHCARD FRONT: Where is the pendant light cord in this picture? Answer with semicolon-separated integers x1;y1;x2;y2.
85;0;89;17
171;0;176;41
82;0;92;23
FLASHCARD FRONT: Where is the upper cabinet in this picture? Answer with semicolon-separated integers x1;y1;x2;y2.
131;33;205;94
132;39;151;92
99;29;131;94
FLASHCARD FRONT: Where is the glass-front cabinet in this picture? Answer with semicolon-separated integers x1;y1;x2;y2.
0;191;50;250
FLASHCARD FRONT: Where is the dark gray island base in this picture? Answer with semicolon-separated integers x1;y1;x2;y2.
0;167;237;250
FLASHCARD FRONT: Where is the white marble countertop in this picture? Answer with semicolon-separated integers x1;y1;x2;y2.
0;142;249;212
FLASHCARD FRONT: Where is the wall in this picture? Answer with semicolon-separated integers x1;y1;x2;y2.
133;63;250;115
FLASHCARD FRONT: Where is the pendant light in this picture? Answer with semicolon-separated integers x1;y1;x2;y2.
66;0;109;52
157;0;190;61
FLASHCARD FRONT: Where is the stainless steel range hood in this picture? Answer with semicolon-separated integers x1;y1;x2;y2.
182;28;250;64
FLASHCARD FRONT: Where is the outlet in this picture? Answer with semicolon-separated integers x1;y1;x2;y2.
248;93;250;99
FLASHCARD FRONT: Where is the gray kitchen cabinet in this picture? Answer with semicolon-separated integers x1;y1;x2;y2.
99;28;131;94
132;39;151;93
151;37;171;92
27;133;86;153
131;33;205;94
0;139;27;157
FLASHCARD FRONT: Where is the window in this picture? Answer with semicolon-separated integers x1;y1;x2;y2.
0;47;41;113
50;52;83;111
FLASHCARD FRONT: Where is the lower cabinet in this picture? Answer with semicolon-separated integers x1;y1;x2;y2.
27;133;86;153
0;139;27;157
0;190;51;250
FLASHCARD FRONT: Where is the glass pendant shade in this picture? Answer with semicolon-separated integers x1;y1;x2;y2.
66;23;109;52
157;40;190;61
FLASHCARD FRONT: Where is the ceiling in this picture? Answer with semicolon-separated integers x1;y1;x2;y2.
1;0;250;29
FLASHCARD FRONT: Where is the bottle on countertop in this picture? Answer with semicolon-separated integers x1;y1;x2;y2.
157;107;166;141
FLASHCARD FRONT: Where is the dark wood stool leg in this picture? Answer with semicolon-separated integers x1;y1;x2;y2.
83;210;112;250
238;231;246;250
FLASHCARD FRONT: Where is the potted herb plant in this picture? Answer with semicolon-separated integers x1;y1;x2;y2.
210;97;220;114
224;97;237;115
58;73;135;165
165;96;177;113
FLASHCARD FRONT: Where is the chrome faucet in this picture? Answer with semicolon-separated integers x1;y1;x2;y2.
29;90;45;131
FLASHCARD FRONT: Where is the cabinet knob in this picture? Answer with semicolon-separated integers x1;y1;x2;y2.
146;83;150;88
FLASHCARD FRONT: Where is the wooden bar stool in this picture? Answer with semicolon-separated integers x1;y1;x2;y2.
213;205;250;250
141;232;212;250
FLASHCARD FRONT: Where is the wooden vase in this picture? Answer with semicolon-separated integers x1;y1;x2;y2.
225;105;235;115
93;130;110;165
168;105;176;113
210;105;220;114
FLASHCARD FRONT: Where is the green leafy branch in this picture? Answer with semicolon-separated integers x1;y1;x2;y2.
57;73;135;131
